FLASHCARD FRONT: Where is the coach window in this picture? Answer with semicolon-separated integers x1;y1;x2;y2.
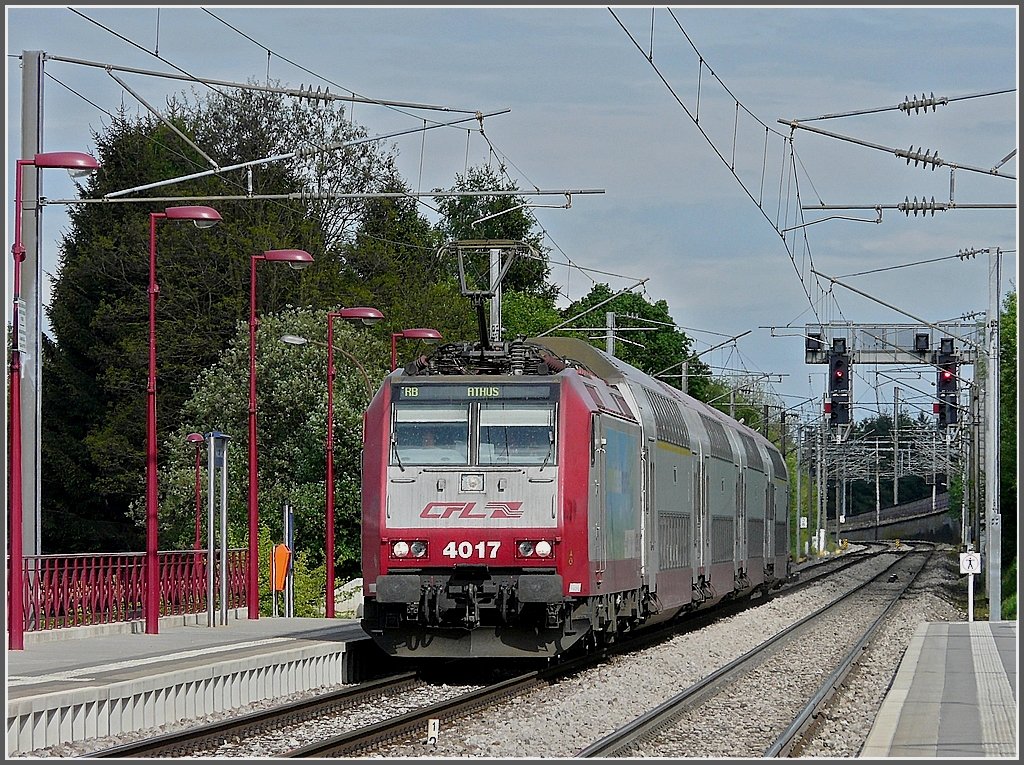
478;403;556;466
392;404;469;466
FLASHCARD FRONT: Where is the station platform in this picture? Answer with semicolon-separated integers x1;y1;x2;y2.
6;616;1016;757
5;612;384;756
860;620;1017;758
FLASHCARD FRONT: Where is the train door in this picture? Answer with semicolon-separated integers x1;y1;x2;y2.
589;413;607;584
693;446;706;573
765;481;776;561
640;440;652;590
735;470;746;573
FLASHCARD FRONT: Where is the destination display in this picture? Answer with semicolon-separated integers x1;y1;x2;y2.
395;383;557;401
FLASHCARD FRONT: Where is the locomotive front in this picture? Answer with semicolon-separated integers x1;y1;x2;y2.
360;375;591;657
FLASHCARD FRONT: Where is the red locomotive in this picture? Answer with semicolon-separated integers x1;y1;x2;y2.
361;335;790;658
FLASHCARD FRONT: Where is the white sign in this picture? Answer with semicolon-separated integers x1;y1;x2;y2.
959;552;982;574
799;516;808;529
16;298;26;351
839;515;846;524
426;718;440;746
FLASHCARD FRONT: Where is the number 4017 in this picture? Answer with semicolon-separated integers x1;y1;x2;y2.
442;540;500;559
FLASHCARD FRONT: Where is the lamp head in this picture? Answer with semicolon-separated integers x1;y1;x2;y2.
186;432;204;444
401;328;443;342
262;249;313;270
338;307;384;326
280;334;309;347
33;151;100;178
165;205;222;229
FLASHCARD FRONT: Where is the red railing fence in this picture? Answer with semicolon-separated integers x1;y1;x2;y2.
7;549;247;633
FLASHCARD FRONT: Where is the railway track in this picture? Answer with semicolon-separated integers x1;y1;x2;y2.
574;545;933;757
84;542;913;758
81;672;424;758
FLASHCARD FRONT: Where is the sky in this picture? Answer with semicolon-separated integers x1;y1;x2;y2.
4;4;1019;430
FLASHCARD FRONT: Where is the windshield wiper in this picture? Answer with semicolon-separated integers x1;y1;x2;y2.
392;435;405;472
540;434;554;472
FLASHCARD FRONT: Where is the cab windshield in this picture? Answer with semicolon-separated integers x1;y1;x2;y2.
392;405;469;465
390;388;557;467
478;403;554;466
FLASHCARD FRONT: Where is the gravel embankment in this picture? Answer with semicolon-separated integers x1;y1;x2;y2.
15;548;964;758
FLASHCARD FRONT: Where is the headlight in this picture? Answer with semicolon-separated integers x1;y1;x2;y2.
535;540;552;557
410;541;428;558
517;540;534;557
392;541;410;557
461;473;485;492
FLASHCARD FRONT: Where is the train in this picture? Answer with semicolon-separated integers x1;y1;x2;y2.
360;335;791;658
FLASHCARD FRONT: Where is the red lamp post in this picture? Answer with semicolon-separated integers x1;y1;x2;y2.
145;206;221;636
187;433;205;549
325;308;383;615
390;327;443;371
280;308;382;617
8;151;99;650
248;249;314;619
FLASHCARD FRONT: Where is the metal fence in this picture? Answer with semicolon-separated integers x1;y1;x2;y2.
9;549;247;632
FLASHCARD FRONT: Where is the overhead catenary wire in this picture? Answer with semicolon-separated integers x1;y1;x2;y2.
610;8;825;328
54;9;635;314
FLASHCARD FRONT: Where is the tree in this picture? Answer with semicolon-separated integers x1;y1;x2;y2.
998;290;1016;618
42;87;400;553
555;283;710;398
434;164;556;299
154;307;388;608
342;178;477;347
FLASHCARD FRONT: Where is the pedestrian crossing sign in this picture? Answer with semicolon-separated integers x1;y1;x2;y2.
959;552;981;574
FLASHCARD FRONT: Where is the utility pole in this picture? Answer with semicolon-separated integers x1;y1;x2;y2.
892;386;900;506
15;51;44;559
815;422;824;553
971;382;982;548
874;440;881;541
984;248;1002;618
605;311;616;356
795;425;803;557
488;248;502;345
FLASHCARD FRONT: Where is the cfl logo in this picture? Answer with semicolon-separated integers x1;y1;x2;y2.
420;501;524;519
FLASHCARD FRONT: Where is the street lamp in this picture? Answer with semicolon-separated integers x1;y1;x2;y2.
281;306;383;616
187;432;205;550
390;327;443;371
8;151;99;651
146;205;221;635
248;249;314;619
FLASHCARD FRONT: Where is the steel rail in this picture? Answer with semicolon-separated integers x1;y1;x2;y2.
83;671;420;758
574;546;922;757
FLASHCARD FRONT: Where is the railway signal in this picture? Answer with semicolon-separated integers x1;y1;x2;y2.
936;358;959;427
827;343;852;425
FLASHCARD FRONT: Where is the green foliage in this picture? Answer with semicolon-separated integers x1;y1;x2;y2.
342;180;478;348
555;283;709;397
998;292;1016;543
997;291;1016;618
501;290;564;339
1000;558;1016;621
434;164;555;299
153;306;385;614
153;307;388;597
786;444;817;560
256;525;328;618
41;89;399;553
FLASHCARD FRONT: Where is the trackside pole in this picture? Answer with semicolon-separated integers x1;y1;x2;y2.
205;431;230;626
961;548;981;623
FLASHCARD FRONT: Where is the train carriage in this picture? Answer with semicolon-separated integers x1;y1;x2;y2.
361;336;790;658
